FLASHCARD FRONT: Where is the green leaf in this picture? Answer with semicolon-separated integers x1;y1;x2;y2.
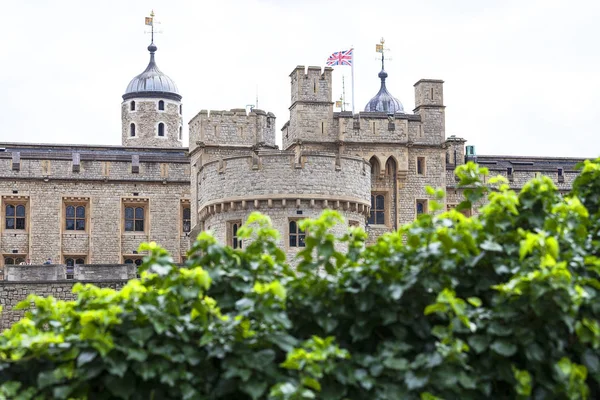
383;357;409;370
241;381;268;400
405;371;429;390
77;350;97;367
490;340;517;357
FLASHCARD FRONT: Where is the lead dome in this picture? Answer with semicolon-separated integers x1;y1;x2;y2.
123;43;181;101
364;68;404;114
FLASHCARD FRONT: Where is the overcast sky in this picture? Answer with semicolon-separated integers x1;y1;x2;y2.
1;0;599;157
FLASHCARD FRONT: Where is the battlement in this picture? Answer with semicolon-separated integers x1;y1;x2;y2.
290;66;333;105
188;108;276;151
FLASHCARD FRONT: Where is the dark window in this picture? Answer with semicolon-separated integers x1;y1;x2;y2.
130;123;136;137
417;157;426;175
65;205;86;231
416;200;427;216
4;257;14;265
182;207;191;233
179;104;182;115
130;101;136;111
231;222;242;249
124;206;145;232
158;123;165;137
179;126;183;140
5;204;26;230
289;220;306;247
125;258;143;266
369;194;385;225
558;168;564;177
158;100;165;111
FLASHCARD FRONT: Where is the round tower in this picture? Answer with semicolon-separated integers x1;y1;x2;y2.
121;42;183;147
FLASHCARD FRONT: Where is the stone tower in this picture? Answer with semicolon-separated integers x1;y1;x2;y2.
121;42;183;148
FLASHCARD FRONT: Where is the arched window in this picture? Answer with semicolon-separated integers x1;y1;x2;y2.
416;200;428;216
182;207;191;233
158;123;165;137
385;157;397;176
289;220;306;247
232;223;241;249
124;258;143;266
179;126;183;140
130;123;136;137
5;204;26;230
124;206;145;232
130;101;136;111
369;194;385;225
65;205;86;231
369;156;380;178
158;100;165;111
4;257;15;265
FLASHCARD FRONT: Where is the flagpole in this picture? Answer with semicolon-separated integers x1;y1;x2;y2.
351;46;355;115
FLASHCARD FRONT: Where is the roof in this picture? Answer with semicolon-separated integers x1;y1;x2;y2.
364;69;404;114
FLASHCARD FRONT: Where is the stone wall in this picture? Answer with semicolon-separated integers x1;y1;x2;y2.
121;98;183;148
0;280;126;331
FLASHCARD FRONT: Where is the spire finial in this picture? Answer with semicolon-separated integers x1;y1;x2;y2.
375;37;389;82
145;10;159;54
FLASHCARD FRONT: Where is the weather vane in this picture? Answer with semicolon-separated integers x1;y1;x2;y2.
375;37;392;70
144;10;162;43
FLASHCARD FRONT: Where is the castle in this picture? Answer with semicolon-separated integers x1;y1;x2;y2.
0;39;584;287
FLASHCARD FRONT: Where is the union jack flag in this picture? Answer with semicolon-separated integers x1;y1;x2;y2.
326;49;353;66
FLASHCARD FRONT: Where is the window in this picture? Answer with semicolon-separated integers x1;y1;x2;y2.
179;104;182;115
124;206;145;232
65;205;86;231
5;204;26;230
534;172;541;178
417;157;426;175
182;206;191;233
179;126;183;140
369;194;385;225
130;101;136;111
158;123;165;137
64;257;85;279
158;100;165;111
130;123;136;137
125;257;143;278
289;220;306;247
416;200;428;216
4;256;25;265
369;156;380;178
385;157;396;176
229;221;242;249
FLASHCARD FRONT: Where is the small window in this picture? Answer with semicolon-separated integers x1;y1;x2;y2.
507;167;513;176
179;104;182;115
124;258;143;266
416;200;428;216
124;206;145;232
182;206;191;233
417;157;426;175
65;205;86;231
558;168;564;177
5;204;26;230
130;123;136;137
130;101;136;111
289;220;306;247
534;172;541;178
179;126;183;140
158;100;165;111
369;194;385;225
229;221;242;249
4;257;25;265
158;123;165;137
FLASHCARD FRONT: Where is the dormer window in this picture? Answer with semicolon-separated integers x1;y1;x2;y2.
130;101;135;111
158;123;165;137
158;100;165;111
130;123;136;137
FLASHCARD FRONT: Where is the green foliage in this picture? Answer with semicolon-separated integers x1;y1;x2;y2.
2;159;600;399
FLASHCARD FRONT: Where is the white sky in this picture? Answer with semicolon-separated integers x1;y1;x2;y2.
1;0;599;157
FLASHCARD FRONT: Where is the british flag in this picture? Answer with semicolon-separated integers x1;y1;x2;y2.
326;49;353;66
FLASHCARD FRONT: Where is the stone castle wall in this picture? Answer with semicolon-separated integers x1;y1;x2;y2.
121;98;183;148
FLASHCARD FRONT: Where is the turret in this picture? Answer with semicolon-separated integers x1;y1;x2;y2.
413;79;445;144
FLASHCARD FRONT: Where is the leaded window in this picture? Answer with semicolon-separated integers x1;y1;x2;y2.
182;207;191;233
65;205;86;231
289;220;306;247
124;206;145;232
5;204;26;230
369;194;385;225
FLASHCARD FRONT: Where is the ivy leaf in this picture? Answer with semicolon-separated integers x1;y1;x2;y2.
490;340;517;357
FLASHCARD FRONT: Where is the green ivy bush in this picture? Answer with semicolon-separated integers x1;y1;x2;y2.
1;160;600;399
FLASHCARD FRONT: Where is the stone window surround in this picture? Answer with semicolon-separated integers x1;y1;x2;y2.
62;197;90;234
181;200;191;235
417;156;427;176
178;125;183;141
122;198;149;234
158;100;165;111
226;220;242;249
416;199;428;218
1;195;30;233
156;121;167;138
287;218;307;249
2;254;27;267
63;255;86;265
368;192;388;227
130;101;136;112
129;122;137;138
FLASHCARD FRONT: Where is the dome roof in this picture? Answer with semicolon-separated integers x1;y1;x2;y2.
364;69;404;114
123;43;181;101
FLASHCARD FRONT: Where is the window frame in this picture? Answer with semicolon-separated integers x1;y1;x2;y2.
158;100;165;111
122;199;149;234
416;199;428;218
181;202;191;234
227;220;243;249
130;122;136;137
3;199;28;232
130;101;136;111
368;193;387;226
288;218;306;248
417;156;426;176
64;202;88;232
157;122;166;137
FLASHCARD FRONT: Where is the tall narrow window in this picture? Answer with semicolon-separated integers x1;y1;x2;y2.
158;123;165;137
416;200;428;216
369;194;385;225
179;104;182;115
321;122;324;134
430;87;434;100
182;206;191;233
417;157;426;175
124;206;145;232
229;222;242;249
65;205;86;231
369;156;380;178
289;220;306;247
130;101;136;111
179;126;183;140
5;204;26;230
158;100;165;111
130;123;136;137
385;157;396;176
